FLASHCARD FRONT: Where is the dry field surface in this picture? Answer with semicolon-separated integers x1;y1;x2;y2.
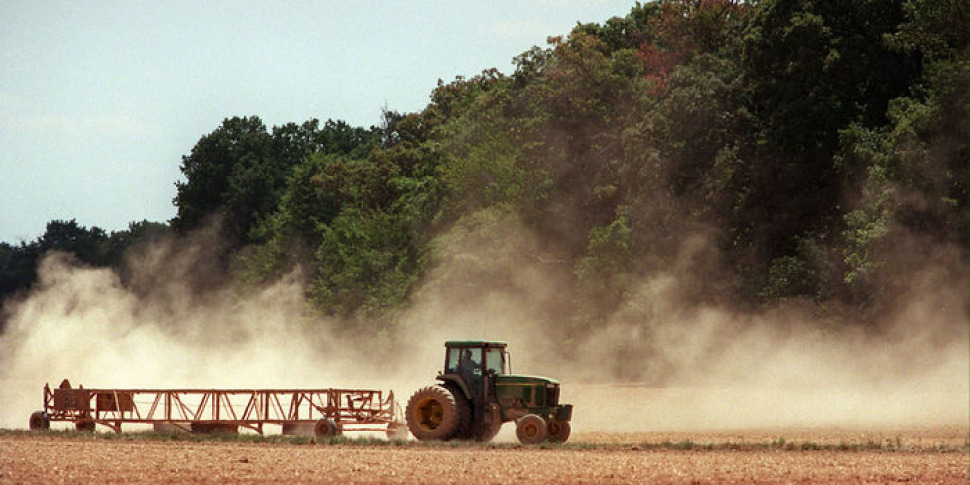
1;428;967;484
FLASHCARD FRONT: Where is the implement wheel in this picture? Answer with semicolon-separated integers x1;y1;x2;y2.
515;414;547;444
406;385;460;441
29;411;50;431
314;418;339;438
547;420;571;443
75;419;96;432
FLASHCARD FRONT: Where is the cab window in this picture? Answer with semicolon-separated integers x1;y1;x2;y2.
485;348;505;375
446;349;460;373
458;348;482;374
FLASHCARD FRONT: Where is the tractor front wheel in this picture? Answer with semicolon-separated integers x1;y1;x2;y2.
406;385;460;441
515;414;547;444
547;420;571;443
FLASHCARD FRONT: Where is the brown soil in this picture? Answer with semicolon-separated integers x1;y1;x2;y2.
1;429;966;484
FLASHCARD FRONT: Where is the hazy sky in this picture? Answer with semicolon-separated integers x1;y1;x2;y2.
0;1;634;244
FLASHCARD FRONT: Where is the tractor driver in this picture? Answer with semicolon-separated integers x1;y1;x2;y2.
459;349;479;372
458;348;484;396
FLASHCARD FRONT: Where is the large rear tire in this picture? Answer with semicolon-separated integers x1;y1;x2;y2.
29;411;50;431
515;414;547;444
441;383;473;440
406;385;460;441
547;420;571;443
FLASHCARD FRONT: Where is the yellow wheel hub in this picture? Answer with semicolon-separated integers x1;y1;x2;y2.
414;396;444;432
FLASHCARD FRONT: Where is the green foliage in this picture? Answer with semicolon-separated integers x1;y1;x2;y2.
434;74;530;216
836;59;968;313
172;116;381;246
0;241;40;302
225;105;443;319
885;0;968;63
744;0;919;147
734;0;924;282
172;116;273;240
575;209;634;299
631;52;750;204
38;219;110;264
4;0;966;338
760;235;834;303
426;207;539;290
311;208;419;321
275;154;341;244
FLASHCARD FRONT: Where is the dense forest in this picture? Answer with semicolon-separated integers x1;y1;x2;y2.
2;1;967;356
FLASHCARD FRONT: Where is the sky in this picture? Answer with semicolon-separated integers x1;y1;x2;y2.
0;0;635;244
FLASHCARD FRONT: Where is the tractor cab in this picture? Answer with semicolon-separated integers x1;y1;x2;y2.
441;340;509;398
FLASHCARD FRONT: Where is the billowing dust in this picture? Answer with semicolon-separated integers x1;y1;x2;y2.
0;219;966;435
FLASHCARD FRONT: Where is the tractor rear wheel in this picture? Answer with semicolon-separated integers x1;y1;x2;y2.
547;420;571;443
442;383;473;440
515;414;547;444
29;411;49;431
406;385;460;441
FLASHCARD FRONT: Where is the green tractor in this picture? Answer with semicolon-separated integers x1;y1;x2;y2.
405;340;573;444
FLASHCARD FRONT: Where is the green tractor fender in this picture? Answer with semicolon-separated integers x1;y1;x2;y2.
435;374;471;400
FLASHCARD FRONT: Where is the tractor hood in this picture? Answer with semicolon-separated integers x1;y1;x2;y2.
495;374;560;386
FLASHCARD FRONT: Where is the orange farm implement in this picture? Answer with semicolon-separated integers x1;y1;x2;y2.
29;381;407;439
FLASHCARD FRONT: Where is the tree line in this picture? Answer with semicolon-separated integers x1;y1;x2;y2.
2;0;966;339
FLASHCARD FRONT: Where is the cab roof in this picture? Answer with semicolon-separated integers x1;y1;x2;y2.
445;340;507;348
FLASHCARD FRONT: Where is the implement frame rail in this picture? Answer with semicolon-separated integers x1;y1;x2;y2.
37;382;404;435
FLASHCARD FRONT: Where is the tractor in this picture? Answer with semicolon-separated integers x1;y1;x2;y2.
405;340;572;444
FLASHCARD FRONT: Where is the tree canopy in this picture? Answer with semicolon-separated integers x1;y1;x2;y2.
2;1;966;354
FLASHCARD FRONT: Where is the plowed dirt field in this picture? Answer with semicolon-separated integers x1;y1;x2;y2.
2;428;966;484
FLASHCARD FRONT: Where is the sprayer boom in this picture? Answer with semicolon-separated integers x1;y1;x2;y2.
28;380;407;439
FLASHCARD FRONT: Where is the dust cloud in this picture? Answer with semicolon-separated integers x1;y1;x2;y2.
0;233;427;430
405;213;968;432
0;214;967;434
